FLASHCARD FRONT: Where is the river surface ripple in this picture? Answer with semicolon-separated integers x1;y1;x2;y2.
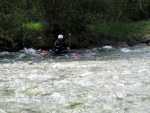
0;45;150;113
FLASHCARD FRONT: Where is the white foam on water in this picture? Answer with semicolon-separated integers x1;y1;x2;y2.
17;53;26;59
116;92;126;99
133;49;141;52
0;45;150;112
52;63;64;68
113;76;119;80
120;48;132;53
84;52;97;57
52;62;97;69
22;48;38;56
76;78;93;87
102;104;113;110
51;93;61;98
0;51;10;56
1;59;10;62
123;70;131;74
92;48;99;51
0;109;6;113
117;83;125;87
138;69;147;73
103;45;113;49
80;71;93;77
51;93;66;104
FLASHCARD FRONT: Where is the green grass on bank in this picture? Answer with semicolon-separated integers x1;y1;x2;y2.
87;20;150;38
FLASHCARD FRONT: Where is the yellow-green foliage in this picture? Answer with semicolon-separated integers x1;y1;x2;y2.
22;22;42;31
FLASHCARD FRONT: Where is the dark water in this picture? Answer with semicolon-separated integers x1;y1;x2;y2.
0;45;150;113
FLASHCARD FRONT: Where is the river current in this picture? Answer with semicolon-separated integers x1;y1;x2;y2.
0;45;150;113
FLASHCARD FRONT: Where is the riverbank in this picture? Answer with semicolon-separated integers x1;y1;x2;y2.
85;20;150;47
0;20;150;52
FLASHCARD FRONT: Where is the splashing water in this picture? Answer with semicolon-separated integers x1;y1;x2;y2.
0;45;150;113
102;45;114;49
0;51;10;56
120;48;132;53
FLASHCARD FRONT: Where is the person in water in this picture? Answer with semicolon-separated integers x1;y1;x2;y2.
54;33;71;54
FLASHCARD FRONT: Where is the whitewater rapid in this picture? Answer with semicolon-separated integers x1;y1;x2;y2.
0;45;150;113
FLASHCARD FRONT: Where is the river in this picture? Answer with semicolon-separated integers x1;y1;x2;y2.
0;45;150;113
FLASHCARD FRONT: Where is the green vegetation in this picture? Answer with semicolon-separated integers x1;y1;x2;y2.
0;0;150;50
87;20;150;37
85;20;150;47
22;22;43;31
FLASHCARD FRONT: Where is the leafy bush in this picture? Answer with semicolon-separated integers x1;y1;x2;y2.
87;20;150;37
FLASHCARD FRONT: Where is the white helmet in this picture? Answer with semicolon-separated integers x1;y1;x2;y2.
58;34;63;39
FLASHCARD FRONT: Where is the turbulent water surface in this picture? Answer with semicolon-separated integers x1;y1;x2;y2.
0;45;150;113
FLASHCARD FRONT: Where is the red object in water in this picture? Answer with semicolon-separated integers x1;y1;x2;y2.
70;53;81;57
39;51;49;55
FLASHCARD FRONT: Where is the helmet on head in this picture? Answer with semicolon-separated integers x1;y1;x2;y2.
58;34;63;39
